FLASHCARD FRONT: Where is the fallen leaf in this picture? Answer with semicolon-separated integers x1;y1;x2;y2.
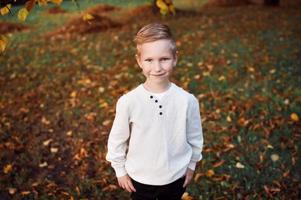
21;191;30;195
70;91;77;98
43;139;53;146
83;13;94;21
41;116;50;125
0;35;8;52
194;173;202;182
39;162;48;168
3;164;12;174
226;115;232;122
218;75;226;81
66;130;72;136
290;113;299;122
8;187;16;194
206;169;215;177
50;147;59;153
235;162;245;169
181;192;194;200
18;8;29;21
271;154;279;162
212;160;225;168
102;119;111;126
0;4;11;16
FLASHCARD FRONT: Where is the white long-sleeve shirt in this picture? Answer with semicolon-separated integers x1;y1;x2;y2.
105;82;204;185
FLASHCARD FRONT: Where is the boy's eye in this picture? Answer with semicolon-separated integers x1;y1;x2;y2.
161;58;170;61
145;59;152;62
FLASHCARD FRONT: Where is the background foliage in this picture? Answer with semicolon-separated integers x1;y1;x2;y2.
0;0;300;199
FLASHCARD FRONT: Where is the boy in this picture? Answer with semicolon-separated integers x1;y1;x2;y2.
106;23;203;200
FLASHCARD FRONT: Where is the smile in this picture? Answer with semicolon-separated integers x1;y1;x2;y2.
152;73;165;76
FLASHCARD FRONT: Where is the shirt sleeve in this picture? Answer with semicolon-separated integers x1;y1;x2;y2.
186;94;204;171
105;95;130;177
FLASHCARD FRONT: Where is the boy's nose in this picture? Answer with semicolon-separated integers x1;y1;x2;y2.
154;61;162;72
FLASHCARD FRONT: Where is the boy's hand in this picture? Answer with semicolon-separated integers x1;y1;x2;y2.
117;174;136;193
183;168;194;188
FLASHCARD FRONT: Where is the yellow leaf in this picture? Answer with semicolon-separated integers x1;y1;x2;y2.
83;13;94;21
194;173;202;182
169;4;176;15
156;0;168;15
206;169;215;177
38;0;48;6
102;119;111;126
235;162;245;169
43;139;53;146
182;192;194;200
248;66;255;72
51;0;63;5
21;191;31;195
290;113;299;122
99;100;108;108
218;75;226;81
39;161;48;168
50;147;59;153
0;35;8;52
3;164;13;174
66;130;73;136
18;8;29;21
98;87;105;93
70;91;77;98
202;71;210;76
271;154;279;162
226;115;232;122
267;144;273;149
0;4;11;16
156;0;168;10
269;68;276;74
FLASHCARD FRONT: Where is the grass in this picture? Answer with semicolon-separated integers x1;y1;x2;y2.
1;1;301;199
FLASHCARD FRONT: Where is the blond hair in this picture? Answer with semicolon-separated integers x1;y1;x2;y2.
134;23;177;58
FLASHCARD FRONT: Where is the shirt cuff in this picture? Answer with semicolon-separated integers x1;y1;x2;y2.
114;166;127;177
188;161;197;171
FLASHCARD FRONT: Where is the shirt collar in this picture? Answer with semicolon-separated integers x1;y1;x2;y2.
138;82;176;103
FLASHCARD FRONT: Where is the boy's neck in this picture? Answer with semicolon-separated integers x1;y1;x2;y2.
143;80;171;93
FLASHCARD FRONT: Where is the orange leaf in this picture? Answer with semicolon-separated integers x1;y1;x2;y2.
0;4;11;16
212;160;225;168
0;35;8;52
25;0;36;12
3;164;13;174
290;113;299;122
206;169;215;177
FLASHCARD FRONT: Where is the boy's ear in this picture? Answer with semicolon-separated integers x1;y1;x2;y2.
173;51;178;67
135;54;142;68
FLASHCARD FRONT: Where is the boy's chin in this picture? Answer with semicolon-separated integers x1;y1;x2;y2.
147;77;170;83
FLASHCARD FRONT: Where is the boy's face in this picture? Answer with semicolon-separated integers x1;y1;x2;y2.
136;39;177;84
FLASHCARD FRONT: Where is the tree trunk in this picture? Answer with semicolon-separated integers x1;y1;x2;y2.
264;0;280;6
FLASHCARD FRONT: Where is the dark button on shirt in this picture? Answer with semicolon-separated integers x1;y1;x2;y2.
159;105;162;108
159;112;163;115
150;96;153;99
155;100;158;103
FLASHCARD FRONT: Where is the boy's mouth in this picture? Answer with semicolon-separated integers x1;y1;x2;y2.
152;73;165;76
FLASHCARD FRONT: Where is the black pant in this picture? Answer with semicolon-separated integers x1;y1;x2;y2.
130;176;186;200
